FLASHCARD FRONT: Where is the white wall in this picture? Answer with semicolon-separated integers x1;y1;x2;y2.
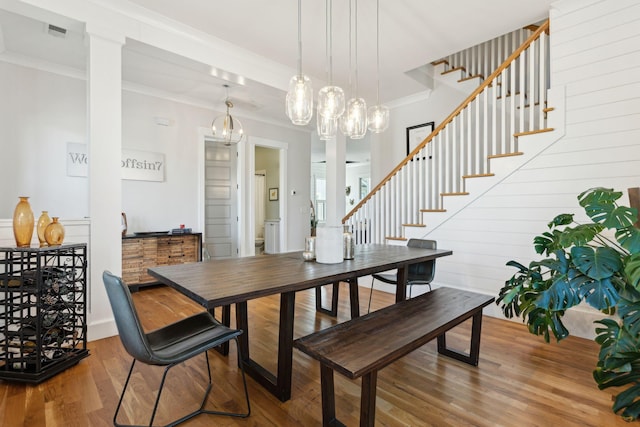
371;84;472;185
414;0;640;339
0;62;87;219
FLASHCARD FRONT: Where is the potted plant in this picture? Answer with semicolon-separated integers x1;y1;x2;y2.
497;187;640;421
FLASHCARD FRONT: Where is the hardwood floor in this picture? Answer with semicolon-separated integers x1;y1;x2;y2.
0;284;629;426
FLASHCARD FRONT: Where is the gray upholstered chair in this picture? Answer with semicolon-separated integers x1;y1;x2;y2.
367;239;437;313
103;271;250;427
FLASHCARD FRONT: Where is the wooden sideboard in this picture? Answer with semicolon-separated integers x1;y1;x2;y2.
122;232;202;291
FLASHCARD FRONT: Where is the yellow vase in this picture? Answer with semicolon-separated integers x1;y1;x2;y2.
37;211;52;247
44;217;65;246
13;196;34;247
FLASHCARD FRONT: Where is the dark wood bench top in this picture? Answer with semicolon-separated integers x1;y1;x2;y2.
294;287;495;379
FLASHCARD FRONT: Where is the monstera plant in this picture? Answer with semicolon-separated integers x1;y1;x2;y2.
497;187;640;421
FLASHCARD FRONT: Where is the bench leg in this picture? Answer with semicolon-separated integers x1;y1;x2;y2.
316;283;340;317
320;364;346;427
360;370;378;427
437;310;484;366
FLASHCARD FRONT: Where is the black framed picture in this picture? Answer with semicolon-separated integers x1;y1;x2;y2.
406;122;435;158
269;188;279;201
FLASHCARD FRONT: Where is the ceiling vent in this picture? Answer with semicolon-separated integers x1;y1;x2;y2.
47;24;67;38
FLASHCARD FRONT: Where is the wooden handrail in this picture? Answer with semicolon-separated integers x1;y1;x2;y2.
343;19;550;223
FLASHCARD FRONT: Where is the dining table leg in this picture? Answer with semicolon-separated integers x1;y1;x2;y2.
395;265;408;303
234;292;296;402
348;279;360;318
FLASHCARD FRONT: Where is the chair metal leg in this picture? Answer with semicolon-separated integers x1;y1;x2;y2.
202;337;251;418
113;358;137;427
114;340;250;427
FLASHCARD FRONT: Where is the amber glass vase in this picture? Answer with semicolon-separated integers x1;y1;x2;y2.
13;196;34;247
44;217;65;246
37;211;52;247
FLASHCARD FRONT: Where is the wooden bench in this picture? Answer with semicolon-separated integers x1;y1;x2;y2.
293;287;495;427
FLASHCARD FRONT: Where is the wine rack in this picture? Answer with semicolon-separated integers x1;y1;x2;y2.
0;244;88;383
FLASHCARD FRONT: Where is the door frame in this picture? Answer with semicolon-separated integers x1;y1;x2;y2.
246;136;288;256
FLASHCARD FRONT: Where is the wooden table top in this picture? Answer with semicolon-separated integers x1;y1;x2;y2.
148;244;452;308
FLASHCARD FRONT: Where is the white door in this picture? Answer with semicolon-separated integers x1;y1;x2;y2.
204;140;238;258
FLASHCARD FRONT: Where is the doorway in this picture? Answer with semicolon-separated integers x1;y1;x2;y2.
246;137;288;256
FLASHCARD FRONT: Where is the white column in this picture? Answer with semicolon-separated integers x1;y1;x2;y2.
86;24;124;340
325;133;346;226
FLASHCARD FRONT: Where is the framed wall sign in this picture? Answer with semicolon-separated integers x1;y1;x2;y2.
269;188;279;201
406;121;435;158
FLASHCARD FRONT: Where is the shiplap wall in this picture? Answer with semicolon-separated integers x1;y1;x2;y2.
421;0;640;339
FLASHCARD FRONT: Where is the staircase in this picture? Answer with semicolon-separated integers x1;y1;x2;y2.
343;20;564;244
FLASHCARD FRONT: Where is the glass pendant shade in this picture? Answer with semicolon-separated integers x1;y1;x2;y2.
317;85;345;119
212;99;244;146
286;74;313;125
367;104;390;133
343;97;367;139
317;113;337;140
338;107;355;135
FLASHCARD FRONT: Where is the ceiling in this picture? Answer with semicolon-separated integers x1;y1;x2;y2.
0;0;554;162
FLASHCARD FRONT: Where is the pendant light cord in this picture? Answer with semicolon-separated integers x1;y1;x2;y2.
347;0;352;95
327;0;333;84
354;0;359;97
376;0;380;104
297;0;302;78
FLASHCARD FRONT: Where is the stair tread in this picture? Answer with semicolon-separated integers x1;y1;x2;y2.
543;107;555;113
441;192;470;196
420;209;447;212
463;173;495;179
431;59;448;66
488;152;524;159
386;237;408;241
402;224;426;228
514;127;554;137
441;66;466;75
458;74;484;83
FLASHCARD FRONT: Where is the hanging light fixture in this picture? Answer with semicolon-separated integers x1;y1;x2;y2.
341;0;367;139
367;0;389;133
286;0;313;125
317;0;345;122
317;114;337;141
212;84;244;146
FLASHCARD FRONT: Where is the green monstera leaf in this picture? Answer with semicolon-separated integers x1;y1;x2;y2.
558;223;604;248
625;253;640;291
547;213;574;228
617;226;640;254
571;246;623;280
579;187;637;229
594;317;640;421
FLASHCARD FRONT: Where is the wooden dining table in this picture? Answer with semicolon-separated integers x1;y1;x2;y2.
147;243;452;402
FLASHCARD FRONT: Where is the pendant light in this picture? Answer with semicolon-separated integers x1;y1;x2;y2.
317;0;345;121
211;85;244;145
367;0;389;133
342;0;367;139
286;0;313;125
317;114;337;141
